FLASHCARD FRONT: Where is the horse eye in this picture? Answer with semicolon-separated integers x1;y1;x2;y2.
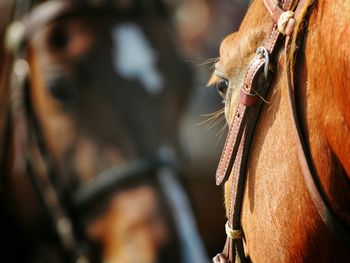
216;78;229;99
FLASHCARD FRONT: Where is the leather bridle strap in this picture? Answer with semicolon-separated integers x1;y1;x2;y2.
284;5;350;244
71;157;170;209
216;0;296;186
215;0;303;262
215;0;350;262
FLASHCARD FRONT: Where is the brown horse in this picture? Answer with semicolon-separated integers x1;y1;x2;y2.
209;0;350;262
0;0;207;262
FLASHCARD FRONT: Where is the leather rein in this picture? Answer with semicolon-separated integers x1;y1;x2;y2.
214;0;350;262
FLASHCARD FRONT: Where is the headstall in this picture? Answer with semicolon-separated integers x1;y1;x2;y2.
214;0;350;262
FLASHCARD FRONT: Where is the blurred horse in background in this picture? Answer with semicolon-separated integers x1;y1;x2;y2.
0;0;208;262
209;0;350;262
175;0;249;256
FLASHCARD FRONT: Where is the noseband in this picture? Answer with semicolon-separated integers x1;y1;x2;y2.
215;0;350;262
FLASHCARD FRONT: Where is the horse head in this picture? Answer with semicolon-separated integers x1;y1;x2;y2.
210;0;350;262
1;0;203;262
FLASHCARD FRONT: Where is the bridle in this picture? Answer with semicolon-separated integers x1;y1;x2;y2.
214;0;350;262
5;1;207;262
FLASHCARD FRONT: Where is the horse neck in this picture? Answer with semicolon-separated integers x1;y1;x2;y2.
224;1;350;260
296;0;350;217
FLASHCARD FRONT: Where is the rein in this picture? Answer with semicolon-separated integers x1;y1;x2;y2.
214;0;350;262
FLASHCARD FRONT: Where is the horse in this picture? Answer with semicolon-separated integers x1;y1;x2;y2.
0;0;208;262
208;0;350;262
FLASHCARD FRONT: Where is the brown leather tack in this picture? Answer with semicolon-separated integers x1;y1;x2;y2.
216;0;350;262
285;18;296;36
239;89;258;107
216;104;247;185
215;0;312;262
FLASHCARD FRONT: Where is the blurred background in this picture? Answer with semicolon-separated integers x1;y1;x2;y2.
172;0;248;256
0;0;249;261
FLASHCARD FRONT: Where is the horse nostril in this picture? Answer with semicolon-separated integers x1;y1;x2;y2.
47;78;78;105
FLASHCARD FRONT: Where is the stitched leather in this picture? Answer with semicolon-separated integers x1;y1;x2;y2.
216;28;280;186
216;55;268;185
264;0;285;24
216;0;350;261
239;89;258;107
215;0;300;262
216;104;247;185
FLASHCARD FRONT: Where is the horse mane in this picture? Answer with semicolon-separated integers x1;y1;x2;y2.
288;0;316;77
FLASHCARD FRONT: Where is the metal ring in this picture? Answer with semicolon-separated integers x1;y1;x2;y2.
256;46;270;79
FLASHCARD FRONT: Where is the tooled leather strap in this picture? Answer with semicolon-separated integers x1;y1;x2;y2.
216;0;296;186
216;0;303;262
